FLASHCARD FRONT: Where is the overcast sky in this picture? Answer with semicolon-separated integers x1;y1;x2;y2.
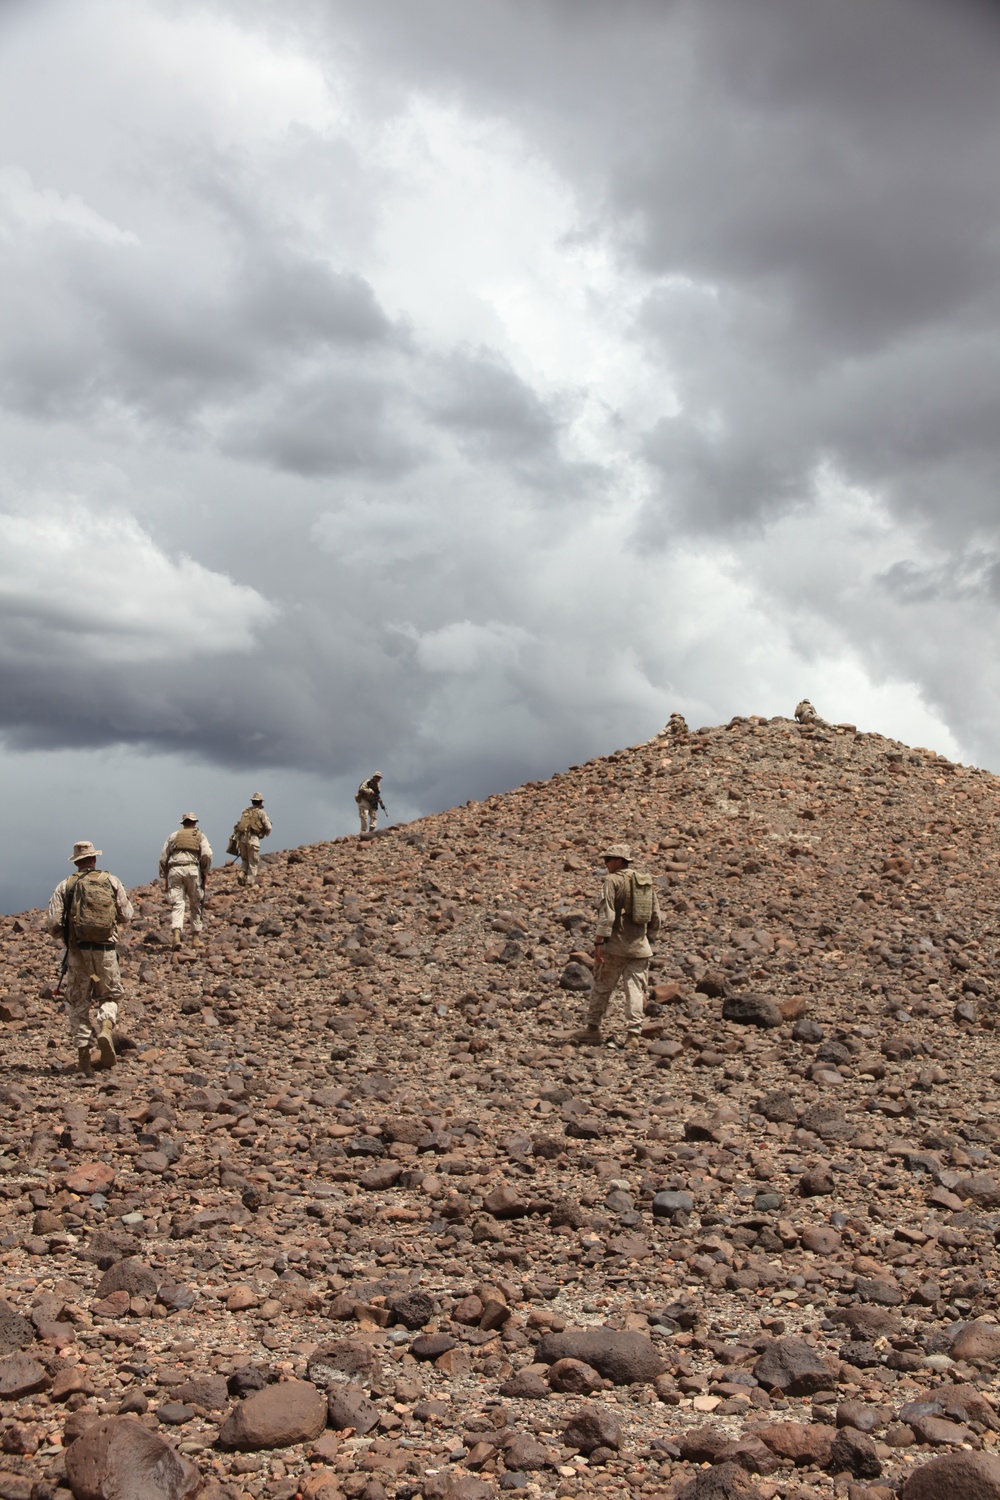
2;0;998;914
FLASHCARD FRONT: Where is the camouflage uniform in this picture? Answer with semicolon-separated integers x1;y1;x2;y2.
356;774;384;835
45;846;133;1057
159;818;213;938
586;846;661;1039
236;795;271;888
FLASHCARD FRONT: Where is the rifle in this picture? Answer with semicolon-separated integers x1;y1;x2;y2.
377;797;388;816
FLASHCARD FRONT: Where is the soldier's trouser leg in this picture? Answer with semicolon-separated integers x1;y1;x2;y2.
167;867;190;931
239;840;260;882
586;955;648;1035
64;948;123;1049
169;866;202;931
359;805;376;834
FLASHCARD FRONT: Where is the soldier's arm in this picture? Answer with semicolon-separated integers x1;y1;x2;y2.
158;836;172;880
594;876;617;942
112;877;134;926
260;815;272;837
200;835;214;870
44;882;67;939
648;888;662;938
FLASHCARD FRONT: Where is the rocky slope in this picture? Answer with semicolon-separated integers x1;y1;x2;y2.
2;711;1000;1500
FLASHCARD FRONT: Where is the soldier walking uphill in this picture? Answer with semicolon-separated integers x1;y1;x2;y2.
574;843;661;1051
45;841;133;1077
230;793;271;889
159;812;212;949
356;772;386;837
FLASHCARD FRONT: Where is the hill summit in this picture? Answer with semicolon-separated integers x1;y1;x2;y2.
2;712;1000;1500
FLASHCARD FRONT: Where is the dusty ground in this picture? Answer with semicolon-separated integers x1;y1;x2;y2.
1;711;1000;1500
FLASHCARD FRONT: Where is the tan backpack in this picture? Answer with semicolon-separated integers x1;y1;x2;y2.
65;871;117;945
627;871;655;926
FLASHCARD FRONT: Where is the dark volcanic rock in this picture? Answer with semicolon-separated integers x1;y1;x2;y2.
65;1415;201;1500
829;1427;883;1478
753;1338;833;1396
722;992;783;1028
327;1383;380;1435
535;1329;665;1384
562;1404;622;1454
677;1460;762;1500
0;1300;33;1356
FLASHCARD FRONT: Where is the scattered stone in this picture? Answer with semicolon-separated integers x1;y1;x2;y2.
64;1416;201;1500
535;1329;666;1384
217;1378;327;1450
753;1338;833;1396
722;993;783;1028
562;1404;622;1455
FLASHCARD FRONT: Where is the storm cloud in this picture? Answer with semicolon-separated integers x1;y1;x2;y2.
1;0;998;910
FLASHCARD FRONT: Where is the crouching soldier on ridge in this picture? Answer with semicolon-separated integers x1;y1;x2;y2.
45;840;133;1077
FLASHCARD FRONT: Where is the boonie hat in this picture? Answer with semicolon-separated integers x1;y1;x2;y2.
601;843;632;863
181;812;198;823
69;840;101;863
251;792;264;803
371;770;382;778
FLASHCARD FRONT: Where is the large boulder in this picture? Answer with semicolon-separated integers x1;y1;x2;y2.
535;1328;665;1385
95;1260;161;1300
676;1461;761;1500
753;1338;833;1397
755;1421;834;1466
0;1352;50;1398
562;1404;622;1455
306;1340;380;1388
65;1416;201;1500
901;1452;1000;1500
829;1427;882;1478
949;1321;1000;1363
722;993;782;1028
217;1379;327;1450
0;1300;33;1357
326;1385;380;1435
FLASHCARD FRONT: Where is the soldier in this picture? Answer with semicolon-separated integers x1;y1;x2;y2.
574;842;661;1050
159;812;212;949
45;840;133;1077
231;792;271;889
795;699;821;725
355;771;386;836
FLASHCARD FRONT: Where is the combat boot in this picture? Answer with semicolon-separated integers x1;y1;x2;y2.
192;933;202;950
171;929;181;949
572;1026;602;1046
624;1034;641;1050
97;1019;116;1070
77;1046;94;1078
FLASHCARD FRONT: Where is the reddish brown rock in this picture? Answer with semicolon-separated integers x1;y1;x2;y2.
535;1328;665;1384
562;1403;622;1455
217;1378;327;1450
901;1452;1000;1500
64;1162;116;1195
0;1353;49;1398
64;1415;201;1500
547;1357;603;1394
755;1421;835;1466
949;1321;1000;1363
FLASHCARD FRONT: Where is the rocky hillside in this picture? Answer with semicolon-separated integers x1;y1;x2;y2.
2;711;1000;1500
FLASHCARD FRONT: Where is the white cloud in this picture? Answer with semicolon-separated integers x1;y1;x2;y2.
0;507;276;662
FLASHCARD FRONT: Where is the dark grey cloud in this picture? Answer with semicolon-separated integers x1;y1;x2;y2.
3;0;1000;911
